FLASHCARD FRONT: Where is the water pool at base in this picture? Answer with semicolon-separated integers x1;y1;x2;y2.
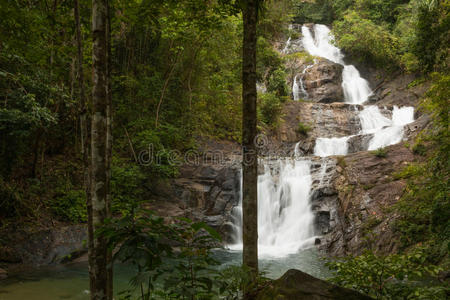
0;248;330;300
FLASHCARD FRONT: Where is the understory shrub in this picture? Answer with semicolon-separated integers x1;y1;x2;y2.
327;249;446;299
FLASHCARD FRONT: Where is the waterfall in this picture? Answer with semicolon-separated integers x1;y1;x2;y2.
314;137;350;157
302;24;372;104
293;63;314;101
292;75;300;101
359;106;415;150
303;24;415;155
229;24;416;259
258;160;315;257
282;36;291;54
229;159;316;258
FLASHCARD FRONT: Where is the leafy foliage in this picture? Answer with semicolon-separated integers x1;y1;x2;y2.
101;206;268;300
372;147;387;158
216;265;269;300
332;11;400;68
327;249;446;299
296;122;311;136
393;74;450;253
258;92;283;129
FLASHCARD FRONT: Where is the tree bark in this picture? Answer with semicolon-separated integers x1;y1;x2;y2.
242;0;259;278
105;1;113;298
90;0;110;299
75;0;95;296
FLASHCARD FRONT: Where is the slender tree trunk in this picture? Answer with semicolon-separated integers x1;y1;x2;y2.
75;0;95;296
105;1;113;298
90;0;110;298
154;47;181;128
242;0;259;279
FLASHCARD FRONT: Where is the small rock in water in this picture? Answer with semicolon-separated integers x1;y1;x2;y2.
315;238;321;245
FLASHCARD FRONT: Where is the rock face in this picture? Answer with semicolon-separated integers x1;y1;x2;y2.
319;144;418;255
0;225;87;266
303;59;345;103
256;269;372;300
172;161;242;243
266;101;363;156
149;139;243;244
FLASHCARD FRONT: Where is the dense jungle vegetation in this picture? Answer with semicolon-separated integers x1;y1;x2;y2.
0;0;293;225
0;0;448;299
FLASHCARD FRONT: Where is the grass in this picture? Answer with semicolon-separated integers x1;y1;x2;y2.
296;122;311;136
372;147;387;158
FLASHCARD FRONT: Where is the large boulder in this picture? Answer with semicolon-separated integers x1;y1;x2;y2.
256;269;372;300
303;59;344;103
0;225;87;266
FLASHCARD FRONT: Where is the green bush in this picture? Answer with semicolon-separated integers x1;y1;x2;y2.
258;92;283;129
296;122;311;136
333;11;400;68
293;0;335;24
111;157;147;214
51;189;87;223
266;67;288;97
327;249;446;299
372;147;387;158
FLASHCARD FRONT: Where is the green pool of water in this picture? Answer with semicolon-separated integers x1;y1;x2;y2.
0;248;330;300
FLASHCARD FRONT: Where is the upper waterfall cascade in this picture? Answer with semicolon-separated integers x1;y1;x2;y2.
301;24;372;105
230;24;415;258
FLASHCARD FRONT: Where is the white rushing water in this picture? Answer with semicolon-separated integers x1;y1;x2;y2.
258;160;315;257
292;75;300;101
360;105;415;150
302;24;372;104
314;137;350;157
230;24;415;259
230;159;317;257
302;24;415;156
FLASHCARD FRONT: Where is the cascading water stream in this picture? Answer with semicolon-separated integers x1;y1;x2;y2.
301;24;372;105
314;137;350;157
230;24;415;260
302;24;415;156
292;75;300;101
360;105;415;150
229;159;317;258
293;63;314;101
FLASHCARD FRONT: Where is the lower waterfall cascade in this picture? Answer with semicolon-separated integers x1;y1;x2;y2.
230;23;415;258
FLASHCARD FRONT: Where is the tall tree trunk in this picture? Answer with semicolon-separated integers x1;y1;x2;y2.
242;0;259;278
105;1;113;298
90;0;110;299
74;0;95;296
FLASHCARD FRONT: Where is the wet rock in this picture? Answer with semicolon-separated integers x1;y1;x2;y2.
268;102;363;156
315;211;331;234
0;268;7;280
324;144;416;256
0;225;87;266
303;58;344;103
256;269;373;300
347;134;373;154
